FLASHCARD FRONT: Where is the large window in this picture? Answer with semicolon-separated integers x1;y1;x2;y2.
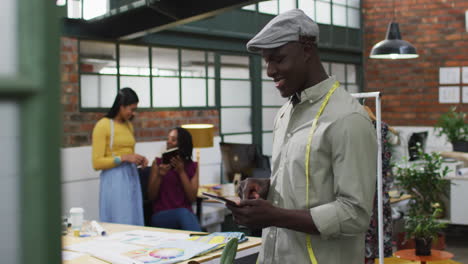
79;41;216;109
79;41;117;108
260;61;359;156
322;61;359;93
78;41;361;158
120;44;151;107
219;55;253;144
261;61;287;156
242;0;360;29
66;0;108;20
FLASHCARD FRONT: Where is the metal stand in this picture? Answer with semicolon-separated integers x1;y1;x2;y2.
351;92;384;264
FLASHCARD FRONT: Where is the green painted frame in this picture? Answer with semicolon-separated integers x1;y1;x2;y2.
78;39;220;111
0;1;62;264
63;3;363;160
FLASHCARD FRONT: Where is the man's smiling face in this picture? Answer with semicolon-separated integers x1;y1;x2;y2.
262;42;309;98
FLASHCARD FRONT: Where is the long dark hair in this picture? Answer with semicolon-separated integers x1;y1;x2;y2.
174;127;193;162
105;87;139;118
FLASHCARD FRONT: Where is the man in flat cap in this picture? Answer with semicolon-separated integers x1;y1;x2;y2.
227;9;377;264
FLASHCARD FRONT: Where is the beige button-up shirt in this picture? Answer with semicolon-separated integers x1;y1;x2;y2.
258;77;377;264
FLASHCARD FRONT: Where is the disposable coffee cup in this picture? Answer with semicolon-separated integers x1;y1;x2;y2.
69;207;84;236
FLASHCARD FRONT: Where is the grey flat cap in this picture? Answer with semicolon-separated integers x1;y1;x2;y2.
246;9;319;53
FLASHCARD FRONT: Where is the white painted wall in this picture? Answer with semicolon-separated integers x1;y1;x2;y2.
61;136;223;221
391;126;452;164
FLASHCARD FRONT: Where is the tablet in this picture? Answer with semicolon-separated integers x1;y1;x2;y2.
202;192;239;207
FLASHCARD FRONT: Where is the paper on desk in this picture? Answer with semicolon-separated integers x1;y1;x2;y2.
65;240;141;255
65;241;144;264
62;251;85;261
122;240;220;264
97;230;190;247
187;232;248;255
92;250;145;264
65;230;205;264
63;250;141;264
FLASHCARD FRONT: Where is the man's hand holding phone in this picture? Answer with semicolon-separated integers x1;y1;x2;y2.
202;192;240;207
238;178;270;200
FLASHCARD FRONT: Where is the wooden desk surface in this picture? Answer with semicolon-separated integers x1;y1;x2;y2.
62;222;261;264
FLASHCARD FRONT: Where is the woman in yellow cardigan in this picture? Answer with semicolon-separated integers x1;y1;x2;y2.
92;87;148;225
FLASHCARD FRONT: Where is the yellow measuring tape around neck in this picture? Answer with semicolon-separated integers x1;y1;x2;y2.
305;81;340;264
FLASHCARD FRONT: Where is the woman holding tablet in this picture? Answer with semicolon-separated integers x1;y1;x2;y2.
148;127;202;231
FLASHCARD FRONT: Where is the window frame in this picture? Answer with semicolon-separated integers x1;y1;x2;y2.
76;43;363;158
78;39;218;112
242;0;361;29
218;52;255;144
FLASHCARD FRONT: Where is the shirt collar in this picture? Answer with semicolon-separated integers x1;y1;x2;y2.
290;76;336;106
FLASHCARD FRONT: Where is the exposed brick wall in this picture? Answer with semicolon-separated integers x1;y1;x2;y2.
60;37;219;147
363;0;468;126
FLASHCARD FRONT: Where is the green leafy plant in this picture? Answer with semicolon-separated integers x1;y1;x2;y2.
395;145;450;216
395;145;450;253
434;107;468;143
405;208;447;242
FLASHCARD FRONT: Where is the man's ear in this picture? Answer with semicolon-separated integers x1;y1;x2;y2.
302;44;314;62
299;36;317;62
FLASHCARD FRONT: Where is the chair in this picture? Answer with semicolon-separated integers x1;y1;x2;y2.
219;142;271;183
253;154;271;179
139;166;204;224
219;142;270;237
137;166;153;226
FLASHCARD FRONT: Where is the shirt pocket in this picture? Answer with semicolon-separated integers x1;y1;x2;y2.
284;130;306;185
282;129;308;209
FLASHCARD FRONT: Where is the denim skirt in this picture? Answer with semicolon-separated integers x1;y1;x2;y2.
99;162;144;225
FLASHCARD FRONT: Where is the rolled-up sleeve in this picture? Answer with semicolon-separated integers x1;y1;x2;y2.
310;113;377;239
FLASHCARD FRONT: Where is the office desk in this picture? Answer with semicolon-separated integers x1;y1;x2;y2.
62;222;261;264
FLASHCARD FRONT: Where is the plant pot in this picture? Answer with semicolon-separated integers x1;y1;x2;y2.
396;232;446;250
415;237;432;256
452;141;468;152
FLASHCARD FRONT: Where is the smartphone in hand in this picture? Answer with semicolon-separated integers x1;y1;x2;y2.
202;192;240;207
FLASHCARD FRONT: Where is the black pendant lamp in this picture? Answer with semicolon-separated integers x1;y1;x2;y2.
369;22;419;59
369;0;418;60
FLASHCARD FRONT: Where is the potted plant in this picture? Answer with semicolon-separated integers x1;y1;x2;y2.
434;107;468;152
404;208;447;256
394;146;450;255
395;146;450;216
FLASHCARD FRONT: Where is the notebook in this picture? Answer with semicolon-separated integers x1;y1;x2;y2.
162;148;179;164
